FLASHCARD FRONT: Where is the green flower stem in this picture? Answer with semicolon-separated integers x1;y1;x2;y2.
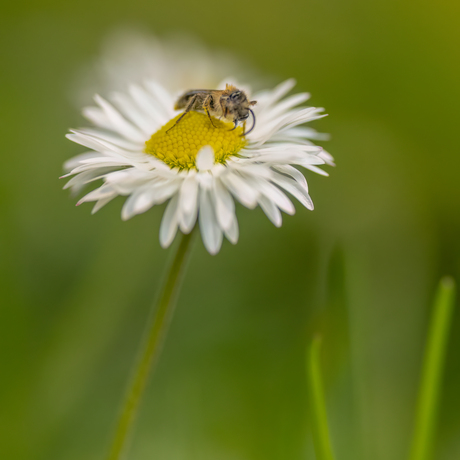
306;336;335;460
107;230;195;460
409;277;456;460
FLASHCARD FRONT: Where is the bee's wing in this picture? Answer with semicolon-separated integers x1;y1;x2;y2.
180;89;214;95
174;89;214;110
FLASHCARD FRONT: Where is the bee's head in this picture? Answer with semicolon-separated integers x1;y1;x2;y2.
223;92;256;136
226;90;257;123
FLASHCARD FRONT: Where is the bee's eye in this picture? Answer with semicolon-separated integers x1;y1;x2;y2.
230;91;241;100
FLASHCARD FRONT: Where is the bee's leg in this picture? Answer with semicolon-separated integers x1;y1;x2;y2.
229;120;238;131
203;95;217;128
166;94;198;133
220;97;229;119
205;108;217;128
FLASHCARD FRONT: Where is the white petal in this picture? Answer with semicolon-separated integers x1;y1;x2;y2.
77;185;116;205
63;168;112;193
196;146;215;171
255;93;311;127
272;165;309;191
271;174;314;210
74;128;141;151
160;195;180;248
247;143;322;154
92;195;116;214
128;84;169;127
148;180;181;204
258;195;282;227
318;150;335;166
144;80;176;119
224;213;239;244
65;133;108;153
212;179;235;231
82;106;113;131
278;127;331;141
111;90;158;136
254;79;296;109
179;204;198;234
63;151;103;171
94;94;146;143
199;189;223;255
67;132;145;164
121;192;142;221
257;180;295;215
179;174;199;214
228;161;273;179
251;108;327;146
66;131;144;160
121;188;154;220
220;172;259;209
302;165;329;176
179;175;199;233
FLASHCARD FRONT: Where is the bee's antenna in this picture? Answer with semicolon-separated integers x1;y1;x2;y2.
242;109;256;136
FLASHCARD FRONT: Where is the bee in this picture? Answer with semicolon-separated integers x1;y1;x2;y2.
167;84;257;135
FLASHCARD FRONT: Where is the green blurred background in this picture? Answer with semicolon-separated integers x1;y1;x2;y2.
1;1;459;459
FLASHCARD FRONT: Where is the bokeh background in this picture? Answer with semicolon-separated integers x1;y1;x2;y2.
1;1;459;459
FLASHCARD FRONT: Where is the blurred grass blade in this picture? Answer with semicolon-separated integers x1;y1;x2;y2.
307;336;335;460
409;277;456;460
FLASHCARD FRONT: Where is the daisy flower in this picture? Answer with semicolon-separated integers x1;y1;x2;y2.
64;78;334;254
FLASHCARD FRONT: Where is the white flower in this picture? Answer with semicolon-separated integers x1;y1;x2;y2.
63;78;334;255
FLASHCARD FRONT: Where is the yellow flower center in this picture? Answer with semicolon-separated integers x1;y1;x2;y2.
145;112;247;170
